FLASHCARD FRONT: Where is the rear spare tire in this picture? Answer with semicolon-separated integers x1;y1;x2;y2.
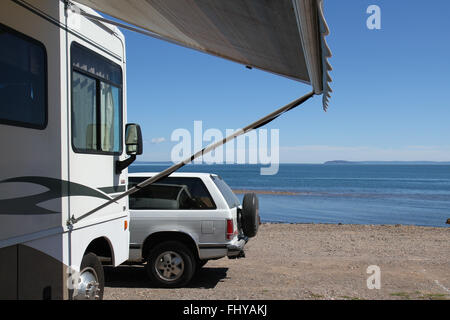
241;193;260;238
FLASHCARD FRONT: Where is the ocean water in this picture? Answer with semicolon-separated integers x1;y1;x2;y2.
130;163;450;228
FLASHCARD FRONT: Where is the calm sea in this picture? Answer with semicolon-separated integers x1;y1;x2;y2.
130;163;450;227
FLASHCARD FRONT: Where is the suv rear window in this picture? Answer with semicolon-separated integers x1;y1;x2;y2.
211;175;240;209
129;177;216;210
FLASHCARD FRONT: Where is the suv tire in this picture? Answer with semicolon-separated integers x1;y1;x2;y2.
145;241;196;288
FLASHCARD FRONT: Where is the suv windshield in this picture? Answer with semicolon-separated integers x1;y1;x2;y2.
211;175;240;209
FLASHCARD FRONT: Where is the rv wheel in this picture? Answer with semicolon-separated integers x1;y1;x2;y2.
73;252;104;300
145;241;196;288
241;193;260;238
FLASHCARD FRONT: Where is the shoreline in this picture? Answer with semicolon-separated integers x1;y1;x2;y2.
260;221;450;229
233;189;301;195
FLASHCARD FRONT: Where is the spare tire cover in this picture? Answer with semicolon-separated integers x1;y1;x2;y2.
241;193;259;238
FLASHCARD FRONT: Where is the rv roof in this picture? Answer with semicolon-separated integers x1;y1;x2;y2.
74;1;123;38
73;0;332;109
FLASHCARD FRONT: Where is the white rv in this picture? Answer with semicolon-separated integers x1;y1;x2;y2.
0;0;143;299
0;0;331;300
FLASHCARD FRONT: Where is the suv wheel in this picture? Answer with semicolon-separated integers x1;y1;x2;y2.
145;241;196;287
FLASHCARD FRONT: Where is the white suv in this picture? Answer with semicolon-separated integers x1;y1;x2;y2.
127;172;260;287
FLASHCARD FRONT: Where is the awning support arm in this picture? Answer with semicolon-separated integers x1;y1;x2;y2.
67;91;314;226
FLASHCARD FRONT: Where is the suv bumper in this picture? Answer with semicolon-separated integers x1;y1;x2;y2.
227;235;248;259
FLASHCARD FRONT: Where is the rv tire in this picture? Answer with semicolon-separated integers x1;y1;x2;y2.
73;252;105;300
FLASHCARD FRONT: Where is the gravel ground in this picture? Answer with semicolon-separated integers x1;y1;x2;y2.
104;223;449;300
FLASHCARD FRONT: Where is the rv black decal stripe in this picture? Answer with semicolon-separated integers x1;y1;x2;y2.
0;176;112;215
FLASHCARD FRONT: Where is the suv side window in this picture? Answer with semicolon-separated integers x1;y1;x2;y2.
129;177;216;210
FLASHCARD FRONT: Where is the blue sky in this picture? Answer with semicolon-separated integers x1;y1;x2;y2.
121;0;450;163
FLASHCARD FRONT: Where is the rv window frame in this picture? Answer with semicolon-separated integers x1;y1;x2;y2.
70;41;123;156
0;22;48;130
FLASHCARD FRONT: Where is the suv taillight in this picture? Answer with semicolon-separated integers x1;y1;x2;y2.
226;219;234;240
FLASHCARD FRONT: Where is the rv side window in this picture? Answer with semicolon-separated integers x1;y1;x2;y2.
71;43;123;155
0;23;47;129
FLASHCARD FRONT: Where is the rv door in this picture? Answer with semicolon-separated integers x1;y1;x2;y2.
66;36;127;227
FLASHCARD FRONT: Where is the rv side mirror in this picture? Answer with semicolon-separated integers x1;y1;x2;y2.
116;123;143;174
125;123;143;156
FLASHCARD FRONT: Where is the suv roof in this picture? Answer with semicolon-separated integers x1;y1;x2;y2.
129;172;218;179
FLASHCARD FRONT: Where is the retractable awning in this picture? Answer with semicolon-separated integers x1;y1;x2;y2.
73;0;332;109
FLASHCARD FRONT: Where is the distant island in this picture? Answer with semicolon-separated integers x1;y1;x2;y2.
323;160;450;165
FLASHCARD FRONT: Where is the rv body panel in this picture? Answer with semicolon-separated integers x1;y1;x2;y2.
0;0;65;243
0;0;129;299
